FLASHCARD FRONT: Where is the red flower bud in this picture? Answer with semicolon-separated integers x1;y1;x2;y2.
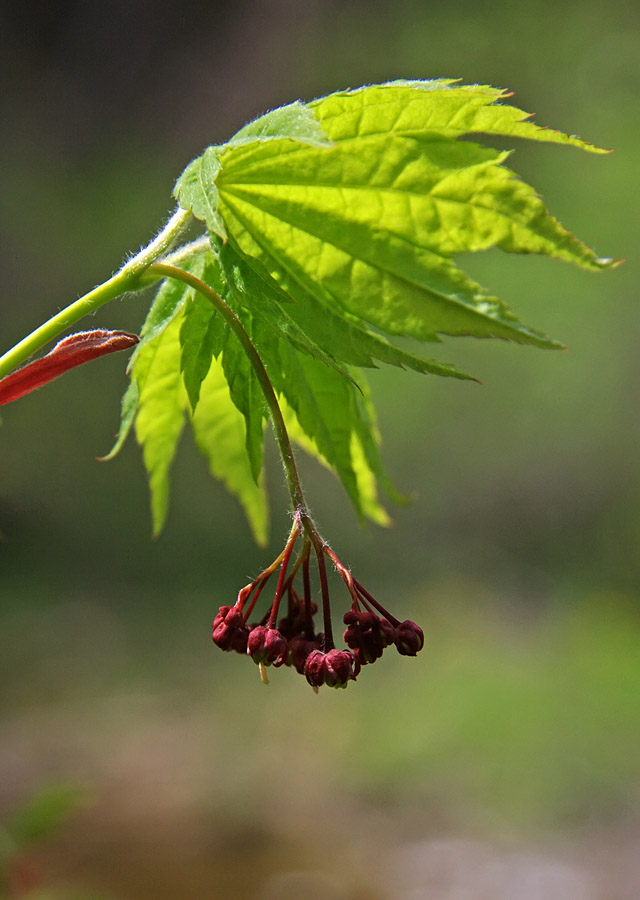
278;598;317;640
343;609;394;664
304;648;360;689
287;635;320;674
247;626;287;666
212;605;249;653
394;620;425;656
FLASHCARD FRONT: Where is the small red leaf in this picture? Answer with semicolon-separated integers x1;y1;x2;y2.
0;330;139;406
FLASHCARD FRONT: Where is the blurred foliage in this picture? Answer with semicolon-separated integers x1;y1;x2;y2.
4;784;84;848
1;784;88;900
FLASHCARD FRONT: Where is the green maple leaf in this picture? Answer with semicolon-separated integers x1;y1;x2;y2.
118;81;616;538
113;252;269;540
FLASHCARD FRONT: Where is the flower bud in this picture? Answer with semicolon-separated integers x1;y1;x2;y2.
304;648;360;689
278;599;318;640
212;605;249;653
287;635;319;674
343;609;394;664
0;330;139;407
394;620;425;656
247;625;287;666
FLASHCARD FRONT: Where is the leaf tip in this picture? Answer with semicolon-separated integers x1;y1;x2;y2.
594;256;624;269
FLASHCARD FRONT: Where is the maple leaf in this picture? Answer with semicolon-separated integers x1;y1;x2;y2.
117;81;616;537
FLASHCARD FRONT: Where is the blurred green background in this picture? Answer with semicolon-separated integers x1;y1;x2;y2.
1;1;638;898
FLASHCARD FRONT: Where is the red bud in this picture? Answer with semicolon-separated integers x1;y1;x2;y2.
304;648;360;689
247;625;287;666
0;330;139;406
395;620;425;656
212;605;249;653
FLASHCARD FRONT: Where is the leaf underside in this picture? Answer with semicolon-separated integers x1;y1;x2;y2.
115;80;616;540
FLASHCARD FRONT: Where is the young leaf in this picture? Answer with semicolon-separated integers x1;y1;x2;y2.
179;289;227;411
213;238;366;381
123;249;271;538
134;250;209;363
216;310;268;485
178;249;230;411
227;99;333;149
173;147;227;240
105;255;207;463
131;288;270;542
310;80;610;154
133;310;186;536
177;251;269;484
133;81;616;538
218;235;476;380
173;100;332;240
213;131;595;346
280;396;392;527
100;377;139;461
171;243;394;525
190;353;269;546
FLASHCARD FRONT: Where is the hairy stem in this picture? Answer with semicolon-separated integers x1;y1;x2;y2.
324;545;360;606
138;235;211;280
0;208;191;381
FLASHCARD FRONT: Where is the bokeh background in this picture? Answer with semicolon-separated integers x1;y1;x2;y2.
1;1;638;898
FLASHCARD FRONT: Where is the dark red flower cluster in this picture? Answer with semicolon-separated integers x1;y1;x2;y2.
211;513;424;690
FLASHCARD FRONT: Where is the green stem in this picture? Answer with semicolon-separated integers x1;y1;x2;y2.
0;207;191;381
148;262;314;529
139;235;210;280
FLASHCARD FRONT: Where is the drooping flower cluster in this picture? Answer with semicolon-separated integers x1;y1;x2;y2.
211;513;424;690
